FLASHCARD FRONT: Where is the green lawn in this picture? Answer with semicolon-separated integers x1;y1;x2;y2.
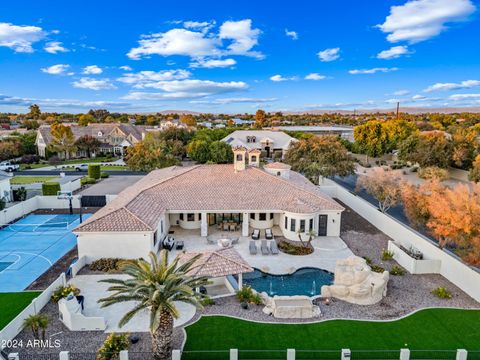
11;176;59;184
60;156;120;164
184;309;480;359
0;292;41;330
19;163;49;170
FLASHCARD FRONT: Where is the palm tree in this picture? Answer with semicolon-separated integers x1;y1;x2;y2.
22;314;49;340
297;229;317;248
98;250;209;360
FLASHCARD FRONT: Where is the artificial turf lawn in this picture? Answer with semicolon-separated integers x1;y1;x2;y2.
0;292;41;330
10;176;58;184
184;309;480;359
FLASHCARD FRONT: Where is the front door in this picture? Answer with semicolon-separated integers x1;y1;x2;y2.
318;215;328;236
264;146;271;157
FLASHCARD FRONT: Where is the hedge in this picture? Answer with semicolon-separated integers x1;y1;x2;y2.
88;164;101;179
42;182;61;196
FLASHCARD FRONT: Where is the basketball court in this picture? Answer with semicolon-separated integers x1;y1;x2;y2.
0;213;91;292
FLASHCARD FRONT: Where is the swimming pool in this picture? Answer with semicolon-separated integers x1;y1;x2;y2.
242;267;333;297
0;213;91;292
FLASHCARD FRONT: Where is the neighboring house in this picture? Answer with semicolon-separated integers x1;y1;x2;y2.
271;125;355;142
222;130;297;158
0;171;12;202
158;120;188;130
35;123;162;158
74;147;344;262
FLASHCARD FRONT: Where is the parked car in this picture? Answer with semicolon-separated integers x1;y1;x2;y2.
0;161;19;172
74;164;89;172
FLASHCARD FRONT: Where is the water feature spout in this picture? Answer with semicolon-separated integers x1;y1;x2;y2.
311;280;316;295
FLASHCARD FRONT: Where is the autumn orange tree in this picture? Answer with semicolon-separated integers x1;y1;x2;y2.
401;180;480;265
356;167;402;213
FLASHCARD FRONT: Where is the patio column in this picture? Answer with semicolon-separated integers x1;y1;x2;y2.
200;212;208;237
238;273;243;289
242;212;249;237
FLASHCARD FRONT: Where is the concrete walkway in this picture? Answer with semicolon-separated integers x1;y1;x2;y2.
69;274;197;332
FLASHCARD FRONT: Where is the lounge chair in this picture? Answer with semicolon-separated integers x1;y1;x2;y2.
231;237;239;245
270;240;279;255
252;229;260;240
261;240;269;255
249;241;257;255
265;228;273;240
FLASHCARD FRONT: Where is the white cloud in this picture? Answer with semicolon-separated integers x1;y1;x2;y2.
449;93;480;100
0;22;46;53
41;64;71;75
270;74;297;82
127;19;262;60
317;47;340;62
190;58;236;68
72;77;117;90
117;69;191;87
424;79;480;92
44;41;69;54
385;98;401;104
412;94;428;100
119;66;132;71
183;21;216;33
393;89;410;96
377;45;411;59
122;79;248;100
82;65;103;75
191;97;277;105
219;19;263;58
285;29;298;40
349;67;398;75
305;73;326;81
377;0;476;44
0;94;130;109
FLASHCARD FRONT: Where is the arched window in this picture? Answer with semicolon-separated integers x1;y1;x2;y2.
251;155;257;162
236;154;243;161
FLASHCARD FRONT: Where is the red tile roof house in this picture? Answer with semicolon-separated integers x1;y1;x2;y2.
73;147;344;262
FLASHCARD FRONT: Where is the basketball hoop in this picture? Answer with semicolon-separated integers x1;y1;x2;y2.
57;191;73;200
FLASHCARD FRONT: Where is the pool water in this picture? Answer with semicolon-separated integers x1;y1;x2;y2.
242;267;333;297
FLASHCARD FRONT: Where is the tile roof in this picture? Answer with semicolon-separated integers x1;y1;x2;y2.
222;130;297;150
74;164;344;233
264;162;291;170
179;247;253;277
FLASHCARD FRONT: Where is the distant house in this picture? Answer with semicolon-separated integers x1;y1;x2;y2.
35;123;161;158
222;130;297;158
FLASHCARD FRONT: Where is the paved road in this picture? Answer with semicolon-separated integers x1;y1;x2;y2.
14;170;146;176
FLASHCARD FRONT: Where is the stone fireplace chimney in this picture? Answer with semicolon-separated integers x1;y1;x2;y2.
248;149;261;167
233;146;247;172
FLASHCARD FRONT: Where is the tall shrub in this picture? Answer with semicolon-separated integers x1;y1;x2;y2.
42;182;61;196
88;164;101;179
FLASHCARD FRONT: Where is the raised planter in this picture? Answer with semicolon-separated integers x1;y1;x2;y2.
388;241;441;274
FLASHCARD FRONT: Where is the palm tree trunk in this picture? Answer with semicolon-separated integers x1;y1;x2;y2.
152;310;174;360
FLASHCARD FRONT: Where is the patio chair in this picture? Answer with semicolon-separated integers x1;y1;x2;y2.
261;240;270;255
223;223;230;231
229;224;236;232
249;240;257;255
270;240;279;255
265;228;274;240
251;229;260;240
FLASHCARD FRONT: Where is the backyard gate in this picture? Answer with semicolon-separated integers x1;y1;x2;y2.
80;195;106;207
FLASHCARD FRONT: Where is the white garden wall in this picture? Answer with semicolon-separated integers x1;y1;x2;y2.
0;274;66;349
320;179;480;302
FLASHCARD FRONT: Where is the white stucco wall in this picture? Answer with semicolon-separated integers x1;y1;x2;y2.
249;212;274;229
280;210;341;241
77;232;153;263
178;213;202;230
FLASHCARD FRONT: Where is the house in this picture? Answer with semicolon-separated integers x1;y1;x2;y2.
35;123;161;158
222;130;297;158
73;147;344;262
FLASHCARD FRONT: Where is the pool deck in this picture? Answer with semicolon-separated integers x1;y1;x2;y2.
168;226;353;274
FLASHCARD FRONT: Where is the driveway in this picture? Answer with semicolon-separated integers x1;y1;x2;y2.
79;175;144;195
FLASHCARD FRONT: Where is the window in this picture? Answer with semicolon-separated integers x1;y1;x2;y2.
277;171;281;176
198;213;202;220
284;216;288;230
250;213;255;220
259;213;266;221
251;136;256;143
187;213;195;221
290;219;296;232
236;154;243;161
153;231;158;246
160;220;164;234
300;220;305;232
251;155;257;162
309;218;313;232
270;213;274;220
179;213;184;221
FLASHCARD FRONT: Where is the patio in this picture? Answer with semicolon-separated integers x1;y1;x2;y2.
68;274;197;333
167;226;353;273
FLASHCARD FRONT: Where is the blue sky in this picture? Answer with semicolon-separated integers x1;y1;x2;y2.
0;0;479;113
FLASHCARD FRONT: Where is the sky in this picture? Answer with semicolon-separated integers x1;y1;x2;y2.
0;0;479;114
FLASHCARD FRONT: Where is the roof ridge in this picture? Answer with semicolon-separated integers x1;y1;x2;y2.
250;166;342;210
123;207;154;230
213;249;251;270
74;207;134;231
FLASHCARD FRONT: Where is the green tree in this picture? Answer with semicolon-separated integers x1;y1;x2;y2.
284;135;355;184
398;131;452;168
180;114;197;127
98;251;209;360
254;109;266;129
28;104;41;119
75;135;102;157
451;128;477;169
19;131;38;154
208;141;233;163
50;123;77;159
78;114;95;126
187;139;211;163
469;155;480;183
353;120;388;158
22;314;49;340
